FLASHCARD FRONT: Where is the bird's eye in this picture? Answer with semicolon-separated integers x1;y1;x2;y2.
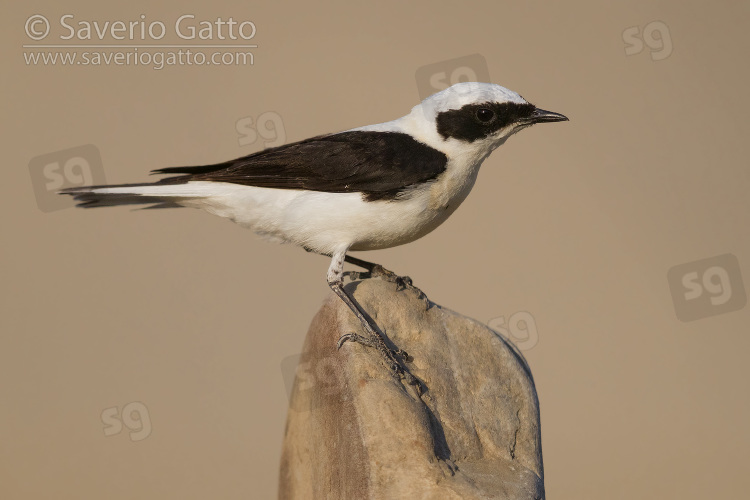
476;108;495;123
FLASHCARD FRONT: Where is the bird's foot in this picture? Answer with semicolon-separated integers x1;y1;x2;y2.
336;332;376;349
374;265;430;310
337;331;421;393
345;265;429;310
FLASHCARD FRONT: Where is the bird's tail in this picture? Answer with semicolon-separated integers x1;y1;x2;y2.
60;182;210;209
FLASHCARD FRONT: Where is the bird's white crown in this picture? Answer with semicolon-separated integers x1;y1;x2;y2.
416;82;528;118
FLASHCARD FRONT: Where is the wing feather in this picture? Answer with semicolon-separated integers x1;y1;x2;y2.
153;131;447;200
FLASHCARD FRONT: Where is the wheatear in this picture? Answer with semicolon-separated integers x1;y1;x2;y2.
62;82;568;386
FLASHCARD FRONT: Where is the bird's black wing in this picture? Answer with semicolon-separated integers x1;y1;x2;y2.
153;131;448;201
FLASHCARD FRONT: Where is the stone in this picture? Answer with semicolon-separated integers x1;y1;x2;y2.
279;278;544;500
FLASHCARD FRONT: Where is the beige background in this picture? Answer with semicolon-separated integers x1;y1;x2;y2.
2;1;749;498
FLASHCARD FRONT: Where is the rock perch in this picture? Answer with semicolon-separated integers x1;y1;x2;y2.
279;278;544;499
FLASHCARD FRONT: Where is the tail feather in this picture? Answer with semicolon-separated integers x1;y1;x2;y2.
137;202;185;210
60;182;206;209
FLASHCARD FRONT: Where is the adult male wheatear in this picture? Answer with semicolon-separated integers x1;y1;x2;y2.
62;82;568;385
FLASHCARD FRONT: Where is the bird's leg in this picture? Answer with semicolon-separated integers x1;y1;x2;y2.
328;251;419;387
344;254;429;308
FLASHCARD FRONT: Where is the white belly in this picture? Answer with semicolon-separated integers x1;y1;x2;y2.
180;164;479;254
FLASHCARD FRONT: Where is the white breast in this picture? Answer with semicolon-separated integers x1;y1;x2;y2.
178;153;482;255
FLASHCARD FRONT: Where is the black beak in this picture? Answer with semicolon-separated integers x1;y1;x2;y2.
528;108;568;124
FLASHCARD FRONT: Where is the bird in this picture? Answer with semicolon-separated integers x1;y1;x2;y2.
61;82;568;387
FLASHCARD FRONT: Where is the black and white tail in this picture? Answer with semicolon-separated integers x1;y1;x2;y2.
60;182;211;209
59;157;252;208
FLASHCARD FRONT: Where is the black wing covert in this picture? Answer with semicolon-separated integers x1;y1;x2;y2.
153;131;448;201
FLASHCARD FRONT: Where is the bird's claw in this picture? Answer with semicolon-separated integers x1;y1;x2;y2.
337;333;411;363
368;266;429;308
337;332;375;350
395;347;412;362
336;332;420;391
343;261;429;309
395;275;414;291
